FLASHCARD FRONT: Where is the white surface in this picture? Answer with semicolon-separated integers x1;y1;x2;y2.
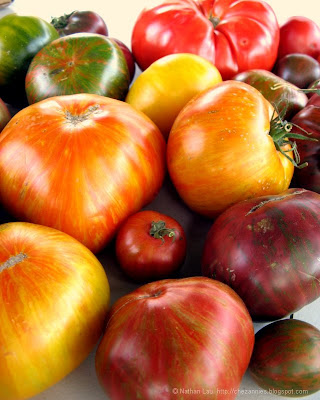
2;0;320;399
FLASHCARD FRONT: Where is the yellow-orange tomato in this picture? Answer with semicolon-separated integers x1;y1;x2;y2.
0;222;110;400
125;53;222;139
167;80;294;217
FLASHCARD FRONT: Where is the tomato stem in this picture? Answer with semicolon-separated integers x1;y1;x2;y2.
51;12;75;30
269;108;317;169
149;221;176;244
208;14;220;28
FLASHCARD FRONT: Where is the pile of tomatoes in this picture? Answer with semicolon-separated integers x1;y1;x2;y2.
0;1;320;400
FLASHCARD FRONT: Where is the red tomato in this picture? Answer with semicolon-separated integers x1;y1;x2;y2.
167;81;294;218
115;210;187;281
0;222;110;400
0;94;166;253
95;277;254;400
278;16;320;60
131;0;280;79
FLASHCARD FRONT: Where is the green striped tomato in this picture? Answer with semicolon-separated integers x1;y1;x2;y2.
0;14;59;106
25;33;130;104
250;319;320;397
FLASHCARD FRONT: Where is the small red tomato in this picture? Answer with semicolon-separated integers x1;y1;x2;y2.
115;210;186;282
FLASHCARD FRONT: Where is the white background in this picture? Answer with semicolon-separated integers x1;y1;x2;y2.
2;1;320;400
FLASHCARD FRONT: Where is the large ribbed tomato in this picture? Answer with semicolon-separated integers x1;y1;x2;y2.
95;277;254;400
167;80;295;218
0;94;166;253
0;222;110;400
131;0;280;80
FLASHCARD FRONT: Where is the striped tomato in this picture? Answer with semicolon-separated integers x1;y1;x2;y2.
95;277;254;400
25;33;130;104
0;93;166;253
202;188;320;321
250;319;320;396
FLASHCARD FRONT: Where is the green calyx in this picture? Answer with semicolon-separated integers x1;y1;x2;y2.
51;11;75;29
149;221;176;244
269;110;317;169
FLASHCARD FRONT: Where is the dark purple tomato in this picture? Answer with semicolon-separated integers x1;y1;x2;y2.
250;319;320;397
25;33;130;104
273;53;320;89
51;10;108;36
290;105;320;193
201;188;320;321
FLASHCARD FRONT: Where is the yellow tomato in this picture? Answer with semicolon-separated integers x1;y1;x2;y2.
125;53;222;139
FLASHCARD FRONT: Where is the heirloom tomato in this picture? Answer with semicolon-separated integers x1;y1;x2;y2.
0;222;110;400
26;33;130;104
278;16;320;60
290;105;320;193
125;53;222;139
233;69;308;120
115;210;187;282
95;277;254;400
131;0;280;80
0;98;10;132
273;53;320;89
167;80;296;218
51;10;108;36
0;14;59;106
0;93;166;254
109;38;136;82
201;188;320;321
250;319;320;396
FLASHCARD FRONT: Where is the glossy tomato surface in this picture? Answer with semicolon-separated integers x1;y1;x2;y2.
115;210;187;281
109;37;136;82
278;16;320;60
167;80;294;218
131;0;279;80
51;10;108;36
273;53;320;89
126;53;222;139
0;98;10;132
202;188;320;321
26;33;130;104
0;93;166;253
250;319;320;396
95;277;254;400
0;222;110;400
233;69;308;119
0;14;59;106
291;105;320;193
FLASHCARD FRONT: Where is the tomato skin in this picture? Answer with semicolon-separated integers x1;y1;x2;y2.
278;16;320;60
131;0;279;80
109;38;136;82
51;10;108;36
115;210;187;282
25;33;130;104
0;14;59;106
0;94;166;254
0;98;10;132
167;80;294;218
249;319;320;396
95;277;254;400
290;105;320;193
0;222;110;400
201;188;320;321
273;53;320;89
233;69;308;119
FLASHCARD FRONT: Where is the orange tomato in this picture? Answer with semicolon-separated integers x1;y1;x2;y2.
125;53;222;139
167;80;294;217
